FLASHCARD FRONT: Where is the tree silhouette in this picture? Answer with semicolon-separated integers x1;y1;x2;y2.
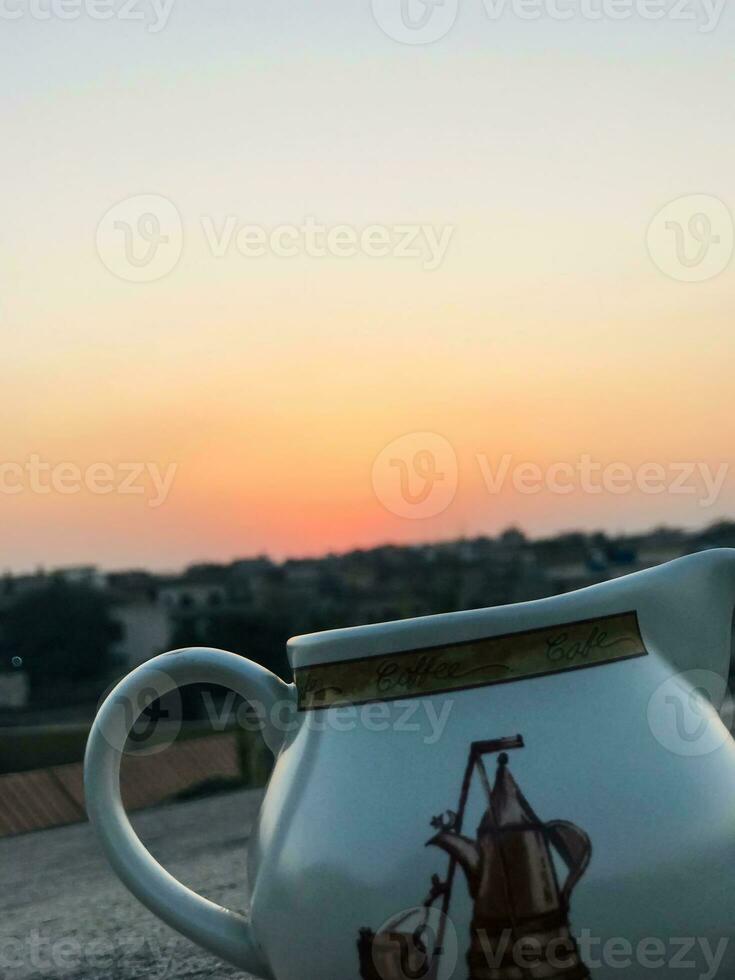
2;580;122;700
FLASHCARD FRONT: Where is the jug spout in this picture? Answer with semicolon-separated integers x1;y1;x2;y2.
426;826;481;896
639;548;735;695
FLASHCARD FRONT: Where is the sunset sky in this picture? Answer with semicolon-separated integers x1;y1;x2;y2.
1;1;733;572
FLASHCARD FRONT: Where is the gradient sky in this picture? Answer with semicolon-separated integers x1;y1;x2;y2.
0;0;733;572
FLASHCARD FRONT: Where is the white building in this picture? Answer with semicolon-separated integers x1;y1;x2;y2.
0;670;29;709
158;583;226;612
111;600;172;668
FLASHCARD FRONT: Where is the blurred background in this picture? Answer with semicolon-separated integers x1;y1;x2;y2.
1;0;733;839
3;522;735;836
2;7;735;980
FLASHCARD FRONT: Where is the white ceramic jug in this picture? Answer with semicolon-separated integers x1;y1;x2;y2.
85;549;735;979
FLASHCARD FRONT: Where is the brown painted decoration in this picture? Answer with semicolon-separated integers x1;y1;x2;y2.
297;611;647;710
358;737;592;980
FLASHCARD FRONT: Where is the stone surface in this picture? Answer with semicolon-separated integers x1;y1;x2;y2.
0;789;264;980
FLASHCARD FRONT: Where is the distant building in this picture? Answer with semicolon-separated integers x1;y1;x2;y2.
3;519;735;700
159;583;226;612
111;600;171;668
0;668;29;709
229;557;272;576
52;566;107;589
633;528;688;567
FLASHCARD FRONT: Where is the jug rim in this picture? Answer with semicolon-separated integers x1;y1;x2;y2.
286;548;735;670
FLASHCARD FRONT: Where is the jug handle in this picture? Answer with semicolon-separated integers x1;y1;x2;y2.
546;819;592;906
84;647;293;979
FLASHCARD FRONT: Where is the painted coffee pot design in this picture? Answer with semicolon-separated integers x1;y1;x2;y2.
359;736;592;980
428;739;591;980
